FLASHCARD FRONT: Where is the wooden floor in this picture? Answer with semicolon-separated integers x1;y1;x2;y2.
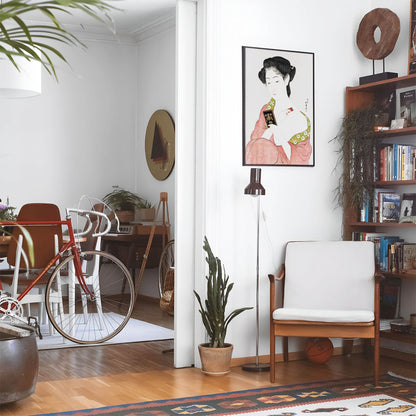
1;300;415;416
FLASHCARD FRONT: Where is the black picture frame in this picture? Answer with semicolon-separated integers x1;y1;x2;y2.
242;46;315;167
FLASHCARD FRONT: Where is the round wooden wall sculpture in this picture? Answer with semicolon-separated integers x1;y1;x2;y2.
356;8;400;60
145;110;175;181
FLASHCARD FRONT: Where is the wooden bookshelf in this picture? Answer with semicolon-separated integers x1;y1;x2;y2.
344;74;416;349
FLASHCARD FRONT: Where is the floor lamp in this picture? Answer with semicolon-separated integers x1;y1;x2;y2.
242;168;269;372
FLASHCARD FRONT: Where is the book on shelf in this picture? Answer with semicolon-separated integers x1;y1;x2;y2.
379;144;415;182
399;193;416;224
385;241;416;272
379;192;401;223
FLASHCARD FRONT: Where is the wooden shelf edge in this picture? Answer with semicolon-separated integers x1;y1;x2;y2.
350;222;416;228
373;126;416;138
380;330;416;344
347;73;416;91
382;271;416;281
375;180;416;186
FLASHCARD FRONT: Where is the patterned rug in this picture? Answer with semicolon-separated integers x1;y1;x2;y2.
31;373;415;416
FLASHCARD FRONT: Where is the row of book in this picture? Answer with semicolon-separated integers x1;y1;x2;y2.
360;191;416;224
379;144;416;181
352;233;416;273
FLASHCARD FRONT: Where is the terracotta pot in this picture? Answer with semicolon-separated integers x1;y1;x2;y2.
0;235;11;257
136;208;155;222
198;343;233;376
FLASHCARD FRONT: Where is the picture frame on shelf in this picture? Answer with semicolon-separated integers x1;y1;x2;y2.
242;46;315;167
399;193;416;223
390;118;406;129
395;86;416;127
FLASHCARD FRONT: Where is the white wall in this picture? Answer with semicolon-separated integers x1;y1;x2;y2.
0;39;138;213
192;0;412;363
135;26;176;298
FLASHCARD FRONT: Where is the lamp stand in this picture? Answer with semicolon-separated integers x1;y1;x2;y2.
242;196;269;372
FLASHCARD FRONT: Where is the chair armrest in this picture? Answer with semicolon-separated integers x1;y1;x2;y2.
268;264;285;283
269;264;285;313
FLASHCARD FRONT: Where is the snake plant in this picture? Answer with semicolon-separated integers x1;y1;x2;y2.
194;237;252;348
0;0;116;79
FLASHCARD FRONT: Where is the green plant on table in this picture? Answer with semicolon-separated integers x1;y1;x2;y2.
194;236;252;348
103;186;146;211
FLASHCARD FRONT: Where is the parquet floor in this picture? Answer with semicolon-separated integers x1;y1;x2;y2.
1;299;415;416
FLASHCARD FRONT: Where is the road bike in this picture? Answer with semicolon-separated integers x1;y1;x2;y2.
0;207;135;344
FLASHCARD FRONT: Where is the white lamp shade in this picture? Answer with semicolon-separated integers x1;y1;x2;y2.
0;57;41;98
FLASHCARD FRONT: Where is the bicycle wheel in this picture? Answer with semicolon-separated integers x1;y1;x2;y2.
45;250;135;344
158;240;174;297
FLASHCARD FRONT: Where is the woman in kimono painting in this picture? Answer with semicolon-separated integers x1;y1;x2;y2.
245;56;312;165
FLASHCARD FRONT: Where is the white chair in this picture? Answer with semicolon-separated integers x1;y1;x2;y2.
269;241;381;385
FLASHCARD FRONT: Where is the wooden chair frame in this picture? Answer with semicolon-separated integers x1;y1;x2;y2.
269;263;382;386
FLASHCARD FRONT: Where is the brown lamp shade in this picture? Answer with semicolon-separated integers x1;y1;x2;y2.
244;168;265;196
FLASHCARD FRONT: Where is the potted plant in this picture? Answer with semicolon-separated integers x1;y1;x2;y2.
103;186;145;223
136;199;155;222
194;237;252;375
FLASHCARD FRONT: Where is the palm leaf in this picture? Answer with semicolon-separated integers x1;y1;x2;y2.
0;0;118;79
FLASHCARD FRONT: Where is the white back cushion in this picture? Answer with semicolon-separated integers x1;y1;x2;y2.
284;241;375;311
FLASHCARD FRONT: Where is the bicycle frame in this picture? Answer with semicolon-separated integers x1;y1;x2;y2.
0;216;93;303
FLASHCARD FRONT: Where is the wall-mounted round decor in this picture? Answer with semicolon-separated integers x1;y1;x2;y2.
145;110;175;181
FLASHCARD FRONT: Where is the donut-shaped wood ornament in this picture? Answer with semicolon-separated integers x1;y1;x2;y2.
356;8;400;60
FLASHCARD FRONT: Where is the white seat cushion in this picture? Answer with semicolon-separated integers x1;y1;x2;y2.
273;307;374;323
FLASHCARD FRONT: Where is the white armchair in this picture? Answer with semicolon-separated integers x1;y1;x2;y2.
269;241;381;385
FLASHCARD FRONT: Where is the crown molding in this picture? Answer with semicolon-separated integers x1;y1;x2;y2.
129;12;176;43
22;10;176;46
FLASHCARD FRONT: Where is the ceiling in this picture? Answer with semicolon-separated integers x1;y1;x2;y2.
26;0;176;39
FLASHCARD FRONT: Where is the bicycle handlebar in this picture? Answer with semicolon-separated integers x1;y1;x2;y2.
66;208;112;238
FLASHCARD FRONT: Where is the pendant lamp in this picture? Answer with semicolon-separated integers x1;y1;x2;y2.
0;56;41;98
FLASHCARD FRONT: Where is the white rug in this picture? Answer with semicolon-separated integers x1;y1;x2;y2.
36;314;174;350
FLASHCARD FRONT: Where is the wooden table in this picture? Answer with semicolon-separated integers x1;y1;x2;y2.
102;223;170;284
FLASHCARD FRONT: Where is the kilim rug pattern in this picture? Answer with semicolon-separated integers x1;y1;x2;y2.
31;374;415;416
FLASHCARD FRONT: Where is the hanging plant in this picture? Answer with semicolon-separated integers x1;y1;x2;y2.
333;106;378;211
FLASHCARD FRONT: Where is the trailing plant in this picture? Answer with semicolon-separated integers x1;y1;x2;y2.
194;237;252;348
332;105;378;210
0;0;116;79
103;186;146;211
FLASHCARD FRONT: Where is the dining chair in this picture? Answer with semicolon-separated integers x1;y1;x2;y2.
0;203;63;326
269;240;381;385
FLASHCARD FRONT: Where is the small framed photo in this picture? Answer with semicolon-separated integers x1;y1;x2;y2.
242;46;315;166
399;193;416;223
390;118;405;129
395;86;416;127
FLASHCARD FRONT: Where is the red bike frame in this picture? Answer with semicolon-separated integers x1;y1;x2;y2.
0;216;93;302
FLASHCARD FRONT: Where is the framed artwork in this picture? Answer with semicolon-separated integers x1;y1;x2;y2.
242;46;315;167
409;0;416;74
145;110;175;181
